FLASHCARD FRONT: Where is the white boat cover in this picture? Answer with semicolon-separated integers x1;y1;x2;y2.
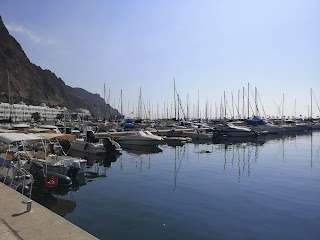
36;133;76;140
0;133;45;144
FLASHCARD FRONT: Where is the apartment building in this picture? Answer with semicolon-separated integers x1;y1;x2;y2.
0;102;65;121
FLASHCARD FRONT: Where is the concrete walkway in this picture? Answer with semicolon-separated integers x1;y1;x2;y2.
0;183;98;240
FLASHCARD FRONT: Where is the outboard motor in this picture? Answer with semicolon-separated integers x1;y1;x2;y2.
68;161;80;178
30;161;46;184
86;130;99;143
103;137;114;151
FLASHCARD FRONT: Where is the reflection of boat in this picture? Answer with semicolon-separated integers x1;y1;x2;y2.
222;136;266;146
164;137;190;147
121;144;162;155
191;138;214;145
116;130;164;146
69;150;121;168
32;188;76;217
183;129;213;140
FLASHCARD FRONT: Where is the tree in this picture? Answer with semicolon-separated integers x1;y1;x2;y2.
31;112;41;122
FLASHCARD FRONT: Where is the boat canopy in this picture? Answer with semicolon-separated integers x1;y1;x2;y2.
36;133;76;141
124;123;134;129
245;119;267;126
0;133;45;144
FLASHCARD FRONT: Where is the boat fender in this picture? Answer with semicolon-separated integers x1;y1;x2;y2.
84;143;88;150
44;176;58;189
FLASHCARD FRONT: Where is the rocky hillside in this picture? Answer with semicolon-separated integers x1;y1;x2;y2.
0;16;120;118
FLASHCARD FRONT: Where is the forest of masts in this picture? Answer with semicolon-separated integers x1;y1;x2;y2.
104;82;320;121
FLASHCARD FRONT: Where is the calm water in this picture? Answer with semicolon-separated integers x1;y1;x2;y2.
33;131;320;240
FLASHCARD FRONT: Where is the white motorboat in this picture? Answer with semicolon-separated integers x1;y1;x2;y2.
0;132;86;177
116;130;164;146
216;123;257;137
70;130;121;154
281;120;311;132
245;118;283;134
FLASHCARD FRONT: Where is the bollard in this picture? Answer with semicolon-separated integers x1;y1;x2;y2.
22;199;32;212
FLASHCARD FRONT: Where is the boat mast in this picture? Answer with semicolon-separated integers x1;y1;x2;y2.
120;89;123;117
187;93;189;120
173;78;176;120
242;87;245;119
197;90;200;119
104;84;106;119
238;89;240;119
224;91;226;119
310;88;313;121
247;83;250;118
282;93;285;123
255;86;258;117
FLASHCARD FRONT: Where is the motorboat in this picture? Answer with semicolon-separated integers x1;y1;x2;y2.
245;118;283;134
216;123;258;137
0;132;85;178
70;130;122;154
0;155;33;196
116;130;164;146
0;133;72;193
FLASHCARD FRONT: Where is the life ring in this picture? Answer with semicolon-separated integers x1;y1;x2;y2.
44;176;58;189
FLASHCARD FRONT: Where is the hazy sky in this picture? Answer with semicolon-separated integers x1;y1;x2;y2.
1;0;319;118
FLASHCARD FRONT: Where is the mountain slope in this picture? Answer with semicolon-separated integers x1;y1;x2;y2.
0;16;120;118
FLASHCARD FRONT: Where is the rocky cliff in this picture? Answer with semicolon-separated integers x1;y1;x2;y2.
0;16;120;118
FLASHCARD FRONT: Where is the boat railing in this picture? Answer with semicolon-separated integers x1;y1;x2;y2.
0;164;33;197
15;167;33;197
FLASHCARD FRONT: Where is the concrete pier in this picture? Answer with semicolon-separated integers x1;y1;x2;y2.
0;183;97;240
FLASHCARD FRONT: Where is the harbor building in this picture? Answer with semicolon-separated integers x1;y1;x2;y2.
0;102;66;122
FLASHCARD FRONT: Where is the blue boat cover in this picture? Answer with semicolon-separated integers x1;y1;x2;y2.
124;123;135;129
245;118;267;126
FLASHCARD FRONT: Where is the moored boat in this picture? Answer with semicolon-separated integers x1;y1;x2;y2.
116;130;164;146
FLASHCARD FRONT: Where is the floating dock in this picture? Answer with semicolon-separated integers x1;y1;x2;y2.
0;183;97;240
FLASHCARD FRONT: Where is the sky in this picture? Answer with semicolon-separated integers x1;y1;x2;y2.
1;0;319;119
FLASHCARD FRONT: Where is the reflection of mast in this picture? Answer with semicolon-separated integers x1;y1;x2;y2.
310;131;313;168
173;145;184;192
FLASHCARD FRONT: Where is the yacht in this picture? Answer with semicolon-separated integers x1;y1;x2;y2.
116;130;164;146
216;123;257;137
70;130;121;154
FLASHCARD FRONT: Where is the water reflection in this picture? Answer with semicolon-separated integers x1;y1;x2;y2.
173;145;187;191
69;150;121;164
84;153;121;181
218;131;318;183
222;142;259;183
121;144;162;156
32;174;86;217
32;190;76;217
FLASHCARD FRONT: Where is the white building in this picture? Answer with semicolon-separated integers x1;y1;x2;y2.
0;102;65;122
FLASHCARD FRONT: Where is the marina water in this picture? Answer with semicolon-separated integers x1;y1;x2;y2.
34;131;320;240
